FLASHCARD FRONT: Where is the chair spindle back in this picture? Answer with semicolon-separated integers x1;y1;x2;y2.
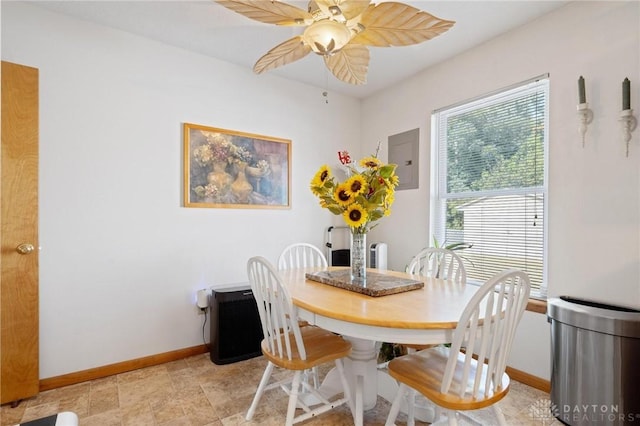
247;256;306;361
407;247;467;283
442;269;530;399
278;243;328;270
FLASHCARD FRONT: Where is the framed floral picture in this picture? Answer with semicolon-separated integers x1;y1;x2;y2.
183;123;291;209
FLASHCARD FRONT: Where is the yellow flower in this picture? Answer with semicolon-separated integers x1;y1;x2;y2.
385;191;395;205
333;183;353;207
311;165;331;187
311;165;332;196
310;149;398;232
344;204;368;228
345;175;367;196
359;156;382;170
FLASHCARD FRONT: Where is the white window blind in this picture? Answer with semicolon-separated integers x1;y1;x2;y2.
432;77;548;295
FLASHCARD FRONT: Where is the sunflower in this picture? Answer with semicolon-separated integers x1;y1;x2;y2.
359;156;382;170
310;165;331;195
333;183;353;207
310;149;398;233
345;175;367;196
311;165;331;187
385;191;395;206
343;204;368;228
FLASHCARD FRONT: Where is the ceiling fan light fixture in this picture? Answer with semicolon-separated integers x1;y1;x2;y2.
216;0;455;85
303;20;352;55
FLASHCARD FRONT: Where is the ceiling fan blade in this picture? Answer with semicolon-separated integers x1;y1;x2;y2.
254;36;312;74
324;44;369;85
313;0;371;21
216;0;313;26
350;2;455;47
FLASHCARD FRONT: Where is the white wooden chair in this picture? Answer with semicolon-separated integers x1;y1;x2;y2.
402;246;469;407
385;269;531;426
277;242;328;387
404;247;467;349
246;256;354;426
278;243;328;270
406;247;467;283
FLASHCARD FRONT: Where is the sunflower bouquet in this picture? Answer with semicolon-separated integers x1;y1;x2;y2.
310;149;399;234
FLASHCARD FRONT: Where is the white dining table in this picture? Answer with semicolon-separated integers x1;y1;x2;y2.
279;266;480;425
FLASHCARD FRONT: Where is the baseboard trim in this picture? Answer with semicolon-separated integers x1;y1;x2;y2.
506;365;550;393
39;344;550;395
39;345;209;392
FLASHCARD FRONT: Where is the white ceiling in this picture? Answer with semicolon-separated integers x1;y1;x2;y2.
29;0;569;99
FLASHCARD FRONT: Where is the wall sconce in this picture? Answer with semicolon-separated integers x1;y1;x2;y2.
577;76;593;147
620;78;637;157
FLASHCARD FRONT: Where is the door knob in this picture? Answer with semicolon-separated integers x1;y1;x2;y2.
16;243;35;255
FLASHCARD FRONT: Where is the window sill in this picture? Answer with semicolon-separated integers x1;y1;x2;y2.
466;279;548;315
526;298;547;314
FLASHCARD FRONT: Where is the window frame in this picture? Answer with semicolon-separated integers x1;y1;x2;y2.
430;75;549;298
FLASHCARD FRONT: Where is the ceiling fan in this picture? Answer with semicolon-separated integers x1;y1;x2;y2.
216;0;455;85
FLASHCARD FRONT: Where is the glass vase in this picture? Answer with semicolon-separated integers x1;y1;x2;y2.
350;231;367;284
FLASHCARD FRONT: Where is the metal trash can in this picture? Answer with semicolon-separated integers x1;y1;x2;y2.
548;296;640;425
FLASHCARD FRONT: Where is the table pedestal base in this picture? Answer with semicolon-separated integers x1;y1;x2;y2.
306;336;436;426
343;337;378;425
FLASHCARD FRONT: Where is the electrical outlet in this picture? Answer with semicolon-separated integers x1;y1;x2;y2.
196;289;209;309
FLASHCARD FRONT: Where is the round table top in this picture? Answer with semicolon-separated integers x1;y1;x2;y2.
279;267;479;331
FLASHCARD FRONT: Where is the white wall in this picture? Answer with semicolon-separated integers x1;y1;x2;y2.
1;2;361;378
362;1;640;379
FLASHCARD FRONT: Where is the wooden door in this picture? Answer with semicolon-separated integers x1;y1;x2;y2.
1;61;40;404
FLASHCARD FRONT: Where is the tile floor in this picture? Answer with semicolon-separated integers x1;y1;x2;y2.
1;353;562;426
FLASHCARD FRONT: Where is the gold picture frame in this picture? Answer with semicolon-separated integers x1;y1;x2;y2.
183;123;291;209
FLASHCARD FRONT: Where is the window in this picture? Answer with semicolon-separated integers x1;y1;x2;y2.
431;76;548;296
